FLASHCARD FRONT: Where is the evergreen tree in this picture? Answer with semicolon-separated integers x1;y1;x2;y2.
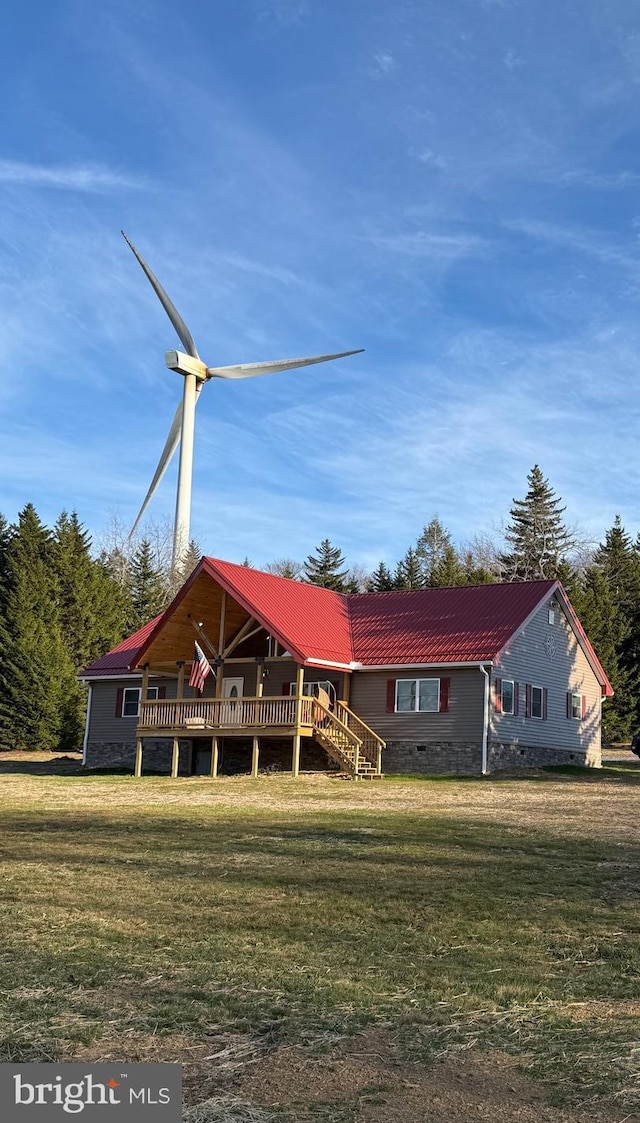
128;540;167;632
304;539;350;591
394;547;425;590
461;551;496;586
502;465;574;580
416;516;453;584
0;513;11;614
368;561;395;592
572;565;633;744
52;512;126;750
430;544;466;587
166;540;202;600
0;505;76;751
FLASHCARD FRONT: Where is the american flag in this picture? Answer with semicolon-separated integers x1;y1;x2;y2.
189;641;212;693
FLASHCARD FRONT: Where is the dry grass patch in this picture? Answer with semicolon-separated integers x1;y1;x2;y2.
0;762;638;1119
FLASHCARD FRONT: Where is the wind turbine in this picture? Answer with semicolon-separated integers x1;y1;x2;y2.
122;232;363;570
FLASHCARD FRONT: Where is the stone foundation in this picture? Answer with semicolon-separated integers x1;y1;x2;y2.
84;736;335;776
85;740;193;773
383;739;601;775
488;741;601;770
383;741;483;775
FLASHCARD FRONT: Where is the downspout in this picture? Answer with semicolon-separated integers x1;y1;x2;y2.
479;665;490;776
82;683;93;766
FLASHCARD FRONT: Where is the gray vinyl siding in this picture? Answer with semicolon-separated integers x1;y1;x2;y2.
492;595;602;754
348;667;485;742
88;676;177;744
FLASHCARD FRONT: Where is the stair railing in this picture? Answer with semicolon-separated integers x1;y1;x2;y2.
336;702;386;775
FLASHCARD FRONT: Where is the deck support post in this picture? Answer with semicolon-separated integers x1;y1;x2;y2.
210;737;219;778
251;737;260;778
171;738;179;778
292;663;304;778
134;738;143;778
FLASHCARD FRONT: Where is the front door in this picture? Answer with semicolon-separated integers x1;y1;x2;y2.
222;677;244;724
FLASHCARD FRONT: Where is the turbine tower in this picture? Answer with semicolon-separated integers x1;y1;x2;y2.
122;232;363;570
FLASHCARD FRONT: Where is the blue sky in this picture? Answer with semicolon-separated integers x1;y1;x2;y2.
2;0;640;569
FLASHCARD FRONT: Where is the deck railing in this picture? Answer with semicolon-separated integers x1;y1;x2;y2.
138;695;315;731
336;701;386;774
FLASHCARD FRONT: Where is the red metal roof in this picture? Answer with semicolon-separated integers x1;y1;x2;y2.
81;615;163;677
82;563;612;695
349;581;557;665
202;558;353;666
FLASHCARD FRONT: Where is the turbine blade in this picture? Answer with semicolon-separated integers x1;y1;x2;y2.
205;348;364;380
122;231;200;359
128;397;184;538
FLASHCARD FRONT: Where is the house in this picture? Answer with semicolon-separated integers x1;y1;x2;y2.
80;557;613;777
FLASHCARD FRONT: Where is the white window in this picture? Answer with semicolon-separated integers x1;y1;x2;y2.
531;686;543;719
122;685;158;718
571;693;583;720
396;678;440;713
289;681;333;698
548;608;556;625
501;680;514;715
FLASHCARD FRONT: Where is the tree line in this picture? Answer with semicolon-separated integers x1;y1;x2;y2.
1;464;639;749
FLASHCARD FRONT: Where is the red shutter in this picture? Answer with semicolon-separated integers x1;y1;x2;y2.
542;688;548;720
157;686;166;700
282;682;291;696
581;695;587;720
386;680;396;713
566;691;572;719
494;678;502;714
115;687;123;718
439;677;450;713
513;682;520;716
525;684;532;718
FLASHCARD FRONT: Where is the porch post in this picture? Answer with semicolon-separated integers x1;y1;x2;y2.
171;738;179;778
141;664;149;714
292;663;304;778
176;662;185;700
342;671;351;707
134;738;143;778
255;659;264;698
210;737;219;778
251;737;260;778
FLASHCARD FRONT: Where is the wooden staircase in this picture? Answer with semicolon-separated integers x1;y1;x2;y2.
311;699;385;779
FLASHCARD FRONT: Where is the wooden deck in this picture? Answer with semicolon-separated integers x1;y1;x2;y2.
138;695;315;737
136;696;386;780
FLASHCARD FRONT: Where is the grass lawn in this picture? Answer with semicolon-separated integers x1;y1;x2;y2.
0;759;639;1120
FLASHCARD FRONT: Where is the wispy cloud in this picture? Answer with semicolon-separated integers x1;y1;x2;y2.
0;160;146;192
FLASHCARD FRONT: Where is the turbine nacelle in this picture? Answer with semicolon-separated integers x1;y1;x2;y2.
165;350;208;381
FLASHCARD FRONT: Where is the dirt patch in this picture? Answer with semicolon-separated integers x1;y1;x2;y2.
234;1028;637;1123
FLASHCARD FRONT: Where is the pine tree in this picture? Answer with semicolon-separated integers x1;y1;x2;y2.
502;465;574;580
0;505;76;751
368;561;395;592
416;517;453;584
52;512;126;750
572;565;633;744
304;539;350;591
128;540;168;632
394;547;425;590
430;544;466;587
0;513;11;614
